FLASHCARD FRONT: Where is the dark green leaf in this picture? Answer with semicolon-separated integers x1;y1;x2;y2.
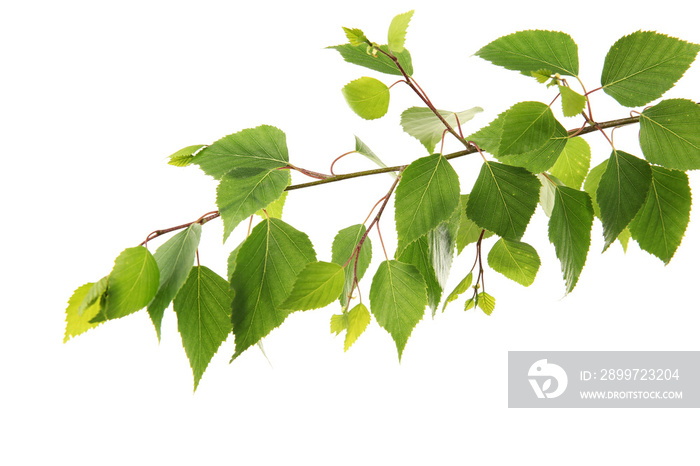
217;167;291;241
466;162;540;240
394;154;460;253
499;102;557;156
369;260;427;360
281;261;345;311
498;120;567;173
601;31;700;106
174;266;233;391
548;186;594;293
193;125;289;179
639;99;700;170
328;43;413;76
596;150;652;250
400;106;483;153
475;30;579;77
397;236;442;313
147;224;202;340
629;166;692;264
342;77;391;120
230;218;316;361
331;224;372;308
487;238;540;287
457;195;494;253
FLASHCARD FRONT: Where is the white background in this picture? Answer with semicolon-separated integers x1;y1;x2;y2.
2;0;699;464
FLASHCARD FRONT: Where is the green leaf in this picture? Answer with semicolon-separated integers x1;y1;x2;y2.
331;304;371;352
328;43;414;76
331;224;372;308
466;162;540;240
583;160;608;218
601;31;700;107
230;218;316;361
442;272;472;312
342;77;391;120
475;30;579;77
394;153;460;253
532;69;552;83
343;27;368;46
256;191;288;219
464;297;475;311
193;125;289;179
217;167;290;241
354;136;396;178
174;266;233;391
168;144;205;167
487;238;540;287
397;236;441;313
477;292;496;315
101;246;160;321
549;137;591;189
388;10;414;53
147;224;202;340
499;102;556;156
77;275;108;315
558;85;586;117
629;166;692;264
498;120;567;173
369;260;427;360
64;283;104;343
537;173;557;217
457;195;494;253
596;150;652;250
639;99;700;170
281;261;345;311
548;186;594;293
400;106;484;153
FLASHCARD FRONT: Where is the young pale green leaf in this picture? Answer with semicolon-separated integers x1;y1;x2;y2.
394;154;460;253
532;69;553;83
558;85;587;117
629;166;692;264
549;137;591;189
466;162;540;241
281;261;345;311
101;246;160;321
537;173;557;217
477;292;496;315
328;43;414;76
256;191;287;219
499;102;557;156
343;27;368;46
342;77;391;120
400;107;484;153
388;10;414;53
354;136;396;178
475;30;579;77
596;151;652;250
601;31;700;107
442;272;473;312
230;218;316;361
174;266;233;391
64;283;104;343
193;125;289;179
487;238;541;287
549;186;594;294
639;99;700;170
330;313;347;335
457;195;494;253
330;303;371;351
217;168;291;241
464;297;475;311
331;224;372;308
168;144;206;167
147;224;202;340
428;203;461;289
369;260;427;361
